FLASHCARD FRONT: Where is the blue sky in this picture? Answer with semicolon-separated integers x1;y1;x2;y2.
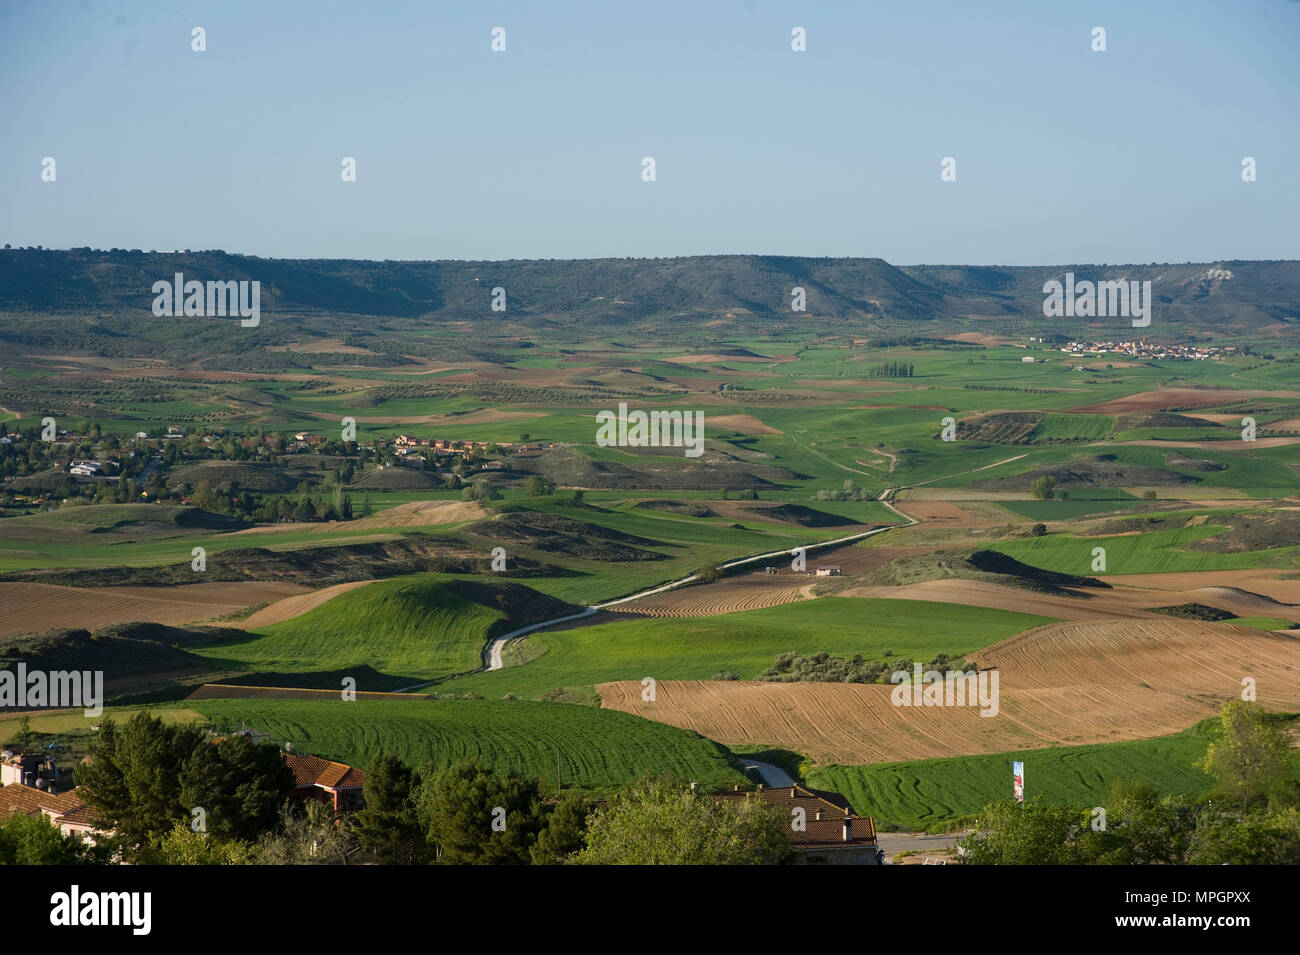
2;0;1297;264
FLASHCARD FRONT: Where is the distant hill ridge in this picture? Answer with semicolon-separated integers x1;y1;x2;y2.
2;249;1297;343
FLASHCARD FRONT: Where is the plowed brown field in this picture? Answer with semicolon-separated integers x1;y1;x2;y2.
892;502;990;526
705;414;782;434
0;580;306;635
619;578;812;618
1069;388;1300;415
239;580;377;629
598;619;1300;763
229;499;486;536
840;573;1300;625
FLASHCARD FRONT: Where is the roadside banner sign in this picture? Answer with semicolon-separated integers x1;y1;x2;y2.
1013;761;1024;803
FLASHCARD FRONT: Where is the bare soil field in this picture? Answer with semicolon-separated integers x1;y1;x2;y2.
340;499;488;529
239;580;377;629
706;413;783;435
838;575;1300;625
618;577;812;618
267;338;377;355
229;500;487;536
1099;568;1300;606
0;580;305;635
891;501;992;527
598;619;1300;763
801;543;936;575
668;353;795;365
704;501;865;527
898;488;1034;501
1069;388;1300;415
944;332;1013;347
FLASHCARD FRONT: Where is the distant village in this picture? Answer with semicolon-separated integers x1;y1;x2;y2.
1024;337;1237;362
0;419;558;517
287;430;555;470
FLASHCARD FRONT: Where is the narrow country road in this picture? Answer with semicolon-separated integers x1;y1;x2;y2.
483;503;920;672
735;756;796;788
876;831;966;861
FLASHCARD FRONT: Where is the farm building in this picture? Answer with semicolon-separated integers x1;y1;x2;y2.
718;784;881;865
0;783;108;842
814;566;841;576
282;752;366;812
0;749;60;788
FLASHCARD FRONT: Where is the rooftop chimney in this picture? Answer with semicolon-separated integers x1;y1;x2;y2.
842;818;853;843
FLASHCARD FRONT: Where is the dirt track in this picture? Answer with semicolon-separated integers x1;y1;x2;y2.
598;619;1300;763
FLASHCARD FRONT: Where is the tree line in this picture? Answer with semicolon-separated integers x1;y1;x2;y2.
958;702;1300;865
4;712;793;865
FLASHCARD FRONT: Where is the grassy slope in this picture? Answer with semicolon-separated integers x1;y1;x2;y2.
190;698;744;791
435;597;1056;699
197;574;502;682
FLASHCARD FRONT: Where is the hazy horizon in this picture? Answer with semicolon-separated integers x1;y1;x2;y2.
3;0;1298;264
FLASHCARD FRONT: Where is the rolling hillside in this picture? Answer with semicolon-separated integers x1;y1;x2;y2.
198;574;581;687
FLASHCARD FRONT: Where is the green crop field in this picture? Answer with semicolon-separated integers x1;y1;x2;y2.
189;698;744;791
434;597;1055;700
1026;413;1114;441
807;715;1300;831
988;523;1300;575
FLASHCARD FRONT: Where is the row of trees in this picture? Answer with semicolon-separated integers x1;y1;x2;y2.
46;713;796;865
867;361;916;378
352;756;792;865
187;480;361;523
813;478;875;502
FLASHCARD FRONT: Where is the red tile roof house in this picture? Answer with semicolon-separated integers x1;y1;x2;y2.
282;752;366;812
0;784;109;843
717;784;882;865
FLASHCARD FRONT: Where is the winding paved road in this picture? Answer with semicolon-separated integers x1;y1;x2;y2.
483;500;918;672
